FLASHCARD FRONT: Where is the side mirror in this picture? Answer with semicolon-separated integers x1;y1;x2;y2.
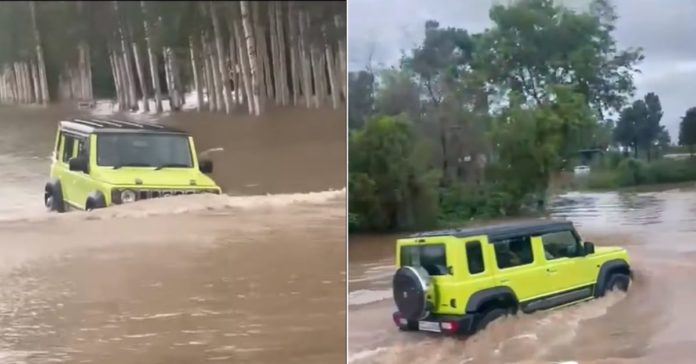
69;156;89;173
583;241;595;255
199;159;213;174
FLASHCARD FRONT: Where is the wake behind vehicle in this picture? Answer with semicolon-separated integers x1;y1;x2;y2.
392;221;631;336
45;118;221;212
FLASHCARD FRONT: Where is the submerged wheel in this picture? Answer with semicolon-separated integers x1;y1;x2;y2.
606;273;630;292
392;266;432;321
475;307;513;332
44;182;65;213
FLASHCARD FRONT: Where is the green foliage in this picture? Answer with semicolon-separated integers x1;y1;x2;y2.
679;107;696;155
613;92;668;159
349;116;441;232
616;158;647;186
348;71;375;129
583;158;696;190
348;0;651;232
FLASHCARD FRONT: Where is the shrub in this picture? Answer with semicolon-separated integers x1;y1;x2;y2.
616;158;648;186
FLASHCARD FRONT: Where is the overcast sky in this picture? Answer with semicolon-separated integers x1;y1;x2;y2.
348;0;696;140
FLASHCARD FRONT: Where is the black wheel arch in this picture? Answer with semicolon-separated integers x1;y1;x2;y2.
466;286;519;313
594;259;631;297
86;191;107;210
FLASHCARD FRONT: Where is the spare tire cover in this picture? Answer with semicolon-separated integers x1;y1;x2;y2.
393;266;432;321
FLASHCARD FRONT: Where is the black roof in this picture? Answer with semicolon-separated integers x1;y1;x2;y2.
59;118;187;135
409;220;575;241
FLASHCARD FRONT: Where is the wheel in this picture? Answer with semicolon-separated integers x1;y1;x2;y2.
606;273;630;292
44;183;65;213
475;307;512;332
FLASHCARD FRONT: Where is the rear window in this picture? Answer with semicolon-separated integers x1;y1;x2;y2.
400;244;447;276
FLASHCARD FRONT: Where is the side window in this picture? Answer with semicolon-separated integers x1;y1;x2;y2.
541;230;581;260
494;236;534;269
61;134;87;163
466;241;484;275
61;134;76;163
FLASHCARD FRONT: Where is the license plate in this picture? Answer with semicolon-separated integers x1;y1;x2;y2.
418;321;441;333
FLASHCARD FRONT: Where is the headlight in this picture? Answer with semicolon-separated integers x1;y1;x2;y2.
121;189;137;203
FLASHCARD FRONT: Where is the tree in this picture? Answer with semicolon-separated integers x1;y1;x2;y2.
613;92;665;159
349;115;440;231
679;107;696;157
476;0;642;118
348;70;375;129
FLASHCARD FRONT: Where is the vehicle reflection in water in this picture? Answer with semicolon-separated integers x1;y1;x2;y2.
0;104;346;363
349;186;696;364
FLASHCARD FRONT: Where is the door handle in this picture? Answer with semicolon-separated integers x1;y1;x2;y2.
499;279;509;284
546;268;558;273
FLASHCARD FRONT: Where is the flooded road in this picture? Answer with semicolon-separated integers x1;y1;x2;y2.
0;104;346;363
349;187;696;364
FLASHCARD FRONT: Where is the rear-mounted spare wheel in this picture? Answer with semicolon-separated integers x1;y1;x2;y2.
393;266;432;321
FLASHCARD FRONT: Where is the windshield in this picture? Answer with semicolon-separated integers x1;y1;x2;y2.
400;244;448;276
96;133;193;168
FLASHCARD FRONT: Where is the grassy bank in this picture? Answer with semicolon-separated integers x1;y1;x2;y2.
576;158;696;191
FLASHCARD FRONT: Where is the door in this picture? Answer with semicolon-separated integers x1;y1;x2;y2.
60;132;92;209
540;229;594;293
491;235;554;302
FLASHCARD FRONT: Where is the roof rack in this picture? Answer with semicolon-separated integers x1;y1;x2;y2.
59;117;185;135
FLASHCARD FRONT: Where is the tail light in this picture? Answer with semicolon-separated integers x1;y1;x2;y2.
440;321;459;334
392;312;408;328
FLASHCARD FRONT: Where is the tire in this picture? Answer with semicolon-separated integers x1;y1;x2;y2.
44;182;65;213
392;266;432;321
475;307;512;332
606;273;630;292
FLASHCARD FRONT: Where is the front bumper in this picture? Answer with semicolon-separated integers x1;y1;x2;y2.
110;187;221;204
392;311;478;336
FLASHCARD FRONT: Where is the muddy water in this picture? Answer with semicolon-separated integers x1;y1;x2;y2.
349;187;696;364
0;104;346;363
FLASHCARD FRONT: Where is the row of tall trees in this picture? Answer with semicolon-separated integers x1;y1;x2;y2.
349;0;647;231
0;1;346;116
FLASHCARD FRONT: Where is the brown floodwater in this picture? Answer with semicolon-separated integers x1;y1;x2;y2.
0;103;346;363
349;187;696;364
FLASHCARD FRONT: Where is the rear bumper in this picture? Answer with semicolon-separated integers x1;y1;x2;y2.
392;311;477;336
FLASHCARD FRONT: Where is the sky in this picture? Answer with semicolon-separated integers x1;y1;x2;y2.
348;0;696;140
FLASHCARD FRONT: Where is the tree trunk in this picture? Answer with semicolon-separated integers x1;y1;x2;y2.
171;48;185;108
189;36;203;111
323;27;339;110
288;3;299;106
30;61;40;103
275;2;289;106
131;32;149;112
141;1;162;112
252;2;272;101
109;50;124;108
113;1;137;110
206;36;223;112
233;11;254;114
162;48;176;110
298;11;312;108
310;45;322;108
201;34;217;112
29;1;49;104
240;1;261;116
335;15;346;99
13;63;24;104
226;21;243;106
268;2;281;105
210;1;232;114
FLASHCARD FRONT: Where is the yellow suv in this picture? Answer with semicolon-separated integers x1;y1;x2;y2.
44;118;221;212
392;221;631;335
